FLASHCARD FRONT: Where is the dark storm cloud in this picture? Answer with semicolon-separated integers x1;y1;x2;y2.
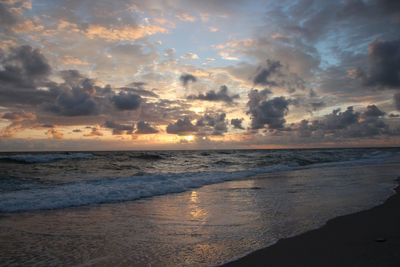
247;89;290;130
0;46;150;121
230;118;244;130
166;117;198;135
253;60;282;86
196;113;228;135
46;72;101;116
322;107;359;130
135;121;159;134
296;105;396;139
394;93;400;110
0;45;55;106
364;39;400;88
378;0;400;15
104;120;134;135
0;45;51;86
112;91;142;110
363;105;385;117
49;89;99;116
187;85;239;103
179;73;197;86
59;69;84;85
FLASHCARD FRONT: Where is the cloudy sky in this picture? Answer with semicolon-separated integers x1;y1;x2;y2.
0;0;399;151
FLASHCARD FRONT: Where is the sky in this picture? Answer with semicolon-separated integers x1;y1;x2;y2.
0;0;399;151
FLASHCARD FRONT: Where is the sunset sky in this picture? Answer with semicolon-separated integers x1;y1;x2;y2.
0;0;399;151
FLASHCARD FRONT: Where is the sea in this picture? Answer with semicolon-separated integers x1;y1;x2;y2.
0;148;399;266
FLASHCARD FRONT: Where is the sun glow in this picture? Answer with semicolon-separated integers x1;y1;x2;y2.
183;135;195;142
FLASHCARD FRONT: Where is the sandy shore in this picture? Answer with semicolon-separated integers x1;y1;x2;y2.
224;181;400;267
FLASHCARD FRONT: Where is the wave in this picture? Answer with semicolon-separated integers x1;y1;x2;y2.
0;164;292;213
0;150;397;213
0;153;93;164
129;153;165;160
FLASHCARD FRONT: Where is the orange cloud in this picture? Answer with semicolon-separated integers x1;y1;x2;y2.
176;12;196;22
12;19;44;33
46;128;64;139
61;55;89;66
85;24;168;41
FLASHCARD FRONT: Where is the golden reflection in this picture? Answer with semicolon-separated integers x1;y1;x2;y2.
190;191;199;203
189;191;208;221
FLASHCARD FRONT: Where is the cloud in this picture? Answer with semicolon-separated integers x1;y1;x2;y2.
175;12;196;22
295;105;397;139
119;83;159;98
0;45;55;107
46;72;100;116
112;91;142;110
135;121;159;134
0;45;51;86
166;117;197;135
179;73;197;86
247;89;290;130
46;128;64;139
230;118;244;129
363;105;385;117
61;55;89;66
2;111;36;121
364;39;400;88
181;52;199;60
139;99;198;125
209;26;219;32
253;60;283;86
187;85;239;103
84;126;103;137
213;39;255;61
196;112;228;135
395;93;400;110
310;101;326;111
320;107;359;130
84;24;167;42
0;110;36;138
0;2;18;27
104;120;134;135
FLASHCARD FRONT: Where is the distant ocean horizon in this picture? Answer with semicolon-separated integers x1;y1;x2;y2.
1;145;399;153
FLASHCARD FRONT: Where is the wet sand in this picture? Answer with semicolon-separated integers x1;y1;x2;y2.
224;183;400;267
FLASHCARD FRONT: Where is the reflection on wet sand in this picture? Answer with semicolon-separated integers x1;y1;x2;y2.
189;191;208;222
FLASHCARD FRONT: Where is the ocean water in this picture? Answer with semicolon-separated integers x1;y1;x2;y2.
0;148;400;266
0;148;399;213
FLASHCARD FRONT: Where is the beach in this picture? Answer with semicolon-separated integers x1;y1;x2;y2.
225;184;400;267
0;150;399;266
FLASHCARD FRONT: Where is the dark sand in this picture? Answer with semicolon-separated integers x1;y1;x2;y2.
224;183;400;267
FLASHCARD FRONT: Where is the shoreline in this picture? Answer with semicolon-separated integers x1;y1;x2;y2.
223;181;400;267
